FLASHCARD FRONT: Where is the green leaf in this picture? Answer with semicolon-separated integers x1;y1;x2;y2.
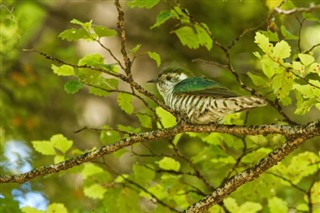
311;181;320;204
272;40;291;59
298;53;315;66
195;24;213;51
151;10;174;29
272;71;294;99
64;80;83;94
255;32;272;54
47;203;68;213
147;51;161;67
157;157;180;172
52;64;75;76
130;44;142;55
54;155;65;164
155;107;176;128
268;197;288;213
58;28;92;41
174;26;199;49
100;128;121;144
21;206;44;213
84;184;107;199
248;72;268;86
70;19;92;29
132;164;155;187
93;26;117;37
32;141;56;155
117;93;134;115
78;53;104;66
241;148;271;164
128;0;160;9
260;30;279;42
81;163;104;179
51;134;73;154
239;202;262;213
224;197;239;212
89;87;110;97
136;113;152;128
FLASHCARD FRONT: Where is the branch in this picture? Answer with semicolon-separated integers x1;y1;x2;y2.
274;4;320;15
185;135;310;213
1;121;319;183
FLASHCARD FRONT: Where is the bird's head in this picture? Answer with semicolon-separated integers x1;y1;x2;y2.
148;67;189;96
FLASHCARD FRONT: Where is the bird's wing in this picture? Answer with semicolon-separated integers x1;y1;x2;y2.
174;77;238;98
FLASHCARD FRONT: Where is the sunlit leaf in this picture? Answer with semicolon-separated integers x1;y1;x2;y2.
47;203;68;213
157;157;180;172
147;51;161;67
32;141;56;155
81;163;104;179
130;44;142;54
117;93;134;115
136;113;152;128
280;25;298;40
255;32;272;54
155;107;176;128
272;40;291;59
21;206;44;213
268;197;288;213
84;184;107;199
78;53;104;66
195;24;213;51
52;64;75;76
93;26;117;37
298;53;314;66
58;28;92;41
272;71;294;99
174;26;199;49
51;134;73;154
151;10;174;29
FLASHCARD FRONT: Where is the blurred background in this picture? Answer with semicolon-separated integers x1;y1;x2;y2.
1;0;319;212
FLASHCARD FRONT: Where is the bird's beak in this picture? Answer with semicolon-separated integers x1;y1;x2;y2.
147;78;158;83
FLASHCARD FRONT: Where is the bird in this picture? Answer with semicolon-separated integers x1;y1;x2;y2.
148;67;267;124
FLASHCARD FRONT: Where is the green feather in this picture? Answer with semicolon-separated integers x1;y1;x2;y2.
174;77;237;98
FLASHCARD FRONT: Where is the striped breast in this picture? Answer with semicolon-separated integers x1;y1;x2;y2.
165;94;267;124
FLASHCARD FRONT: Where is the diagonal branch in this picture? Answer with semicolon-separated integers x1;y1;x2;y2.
184;135;311;213
1;121;319;184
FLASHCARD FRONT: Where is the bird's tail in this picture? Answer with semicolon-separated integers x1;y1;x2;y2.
231;96;268;112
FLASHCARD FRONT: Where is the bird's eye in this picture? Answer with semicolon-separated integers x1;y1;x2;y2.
166;76;172;81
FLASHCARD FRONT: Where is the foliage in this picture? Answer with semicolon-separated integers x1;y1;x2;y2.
1;0;320;213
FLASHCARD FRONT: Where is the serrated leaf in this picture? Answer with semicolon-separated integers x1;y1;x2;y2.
51;134;73;154
241;148;271;164
47;203;68;213
239;202;262;213
272;40;291;59
157;157;180;172
84;184;107;199
117;93;134;115
272;71;294;99
147;51;161;67
64;80;83;94
195;24;213;51
128;0;160;9
298;53;314;66
136;114;152;128
130;44;142;55
93;26;117;37
81;163;104;179
58;28;92;41
260;30;279;42
151;10;174;29
268;197;288;213
255;32;272;54
32;141;56;155
52;64;75;76
174;26;199;49
155;107;176;128
224;197;239;212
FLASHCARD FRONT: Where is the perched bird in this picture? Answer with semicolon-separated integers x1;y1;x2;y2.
148;67;267;124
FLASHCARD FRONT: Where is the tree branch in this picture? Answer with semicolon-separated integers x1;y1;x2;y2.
1;121;319;184
184;135;312;213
